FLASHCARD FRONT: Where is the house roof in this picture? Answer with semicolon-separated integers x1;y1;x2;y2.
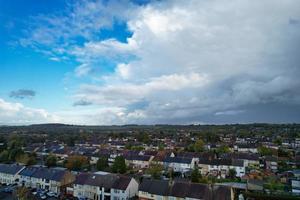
163;157;192;164
74;173;129;189
124;154;151;161
169;182;210;199
212;185;232;200
111;176;132;190
0;164;23;175
19;167;66;181
139;179;169;196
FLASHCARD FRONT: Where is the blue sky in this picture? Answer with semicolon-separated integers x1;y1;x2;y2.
1;0;300;125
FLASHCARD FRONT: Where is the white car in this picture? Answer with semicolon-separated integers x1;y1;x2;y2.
40;194;47;199
47;191;55;197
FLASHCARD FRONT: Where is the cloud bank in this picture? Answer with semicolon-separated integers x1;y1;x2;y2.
9;89;36;99
15;0;300;124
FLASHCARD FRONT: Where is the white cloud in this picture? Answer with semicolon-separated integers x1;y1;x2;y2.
0;99;59;124
18;0;300;124
75;64;92;77
76;0;300;124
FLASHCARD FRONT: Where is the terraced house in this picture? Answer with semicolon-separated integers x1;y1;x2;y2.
138;179;233;200
0;164;24;185
18;166;75;194
73;172;138;200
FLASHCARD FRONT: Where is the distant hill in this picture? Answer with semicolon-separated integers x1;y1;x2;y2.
0;123;299;135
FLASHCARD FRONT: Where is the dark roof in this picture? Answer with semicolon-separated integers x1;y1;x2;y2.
74;173;133;190
169;182;190;198
231;159;244;167
223;153;259;161
112;176;132;190
19;167;66;181
0;164;23;175
163;157;192;164
188;183;210;199
265;156;277;162
198;158;244;167
213;185;232;200
124;154;151;161
139;179;169;196
169;182;210;199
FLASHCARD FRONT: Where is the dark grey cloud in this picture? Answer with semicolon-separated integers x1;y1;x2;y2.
9;89;36;99
73;100;93;106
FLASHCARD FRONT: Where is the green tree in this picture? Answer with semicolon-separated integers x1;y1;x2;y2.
112;156;126;174
65;155;89;171
146;163;163;179
193;139;205;152
96;156;109;171
15;187;31;200
45;154;57;167
0;150;9;163
228;168;237;179
216;145;230;154
258;146;273;156
9;148;24;161
191;167;201;183
16;153;36;166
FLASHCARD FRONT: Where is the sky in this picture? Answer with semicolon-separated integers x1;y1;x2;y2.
0;0;300;125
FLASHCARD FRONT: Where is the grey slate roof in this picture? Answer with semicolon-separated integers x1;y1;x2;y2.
74;173;124;189
0;164;24;175
163;157;192;164
19;166;66;181
139;179;169;196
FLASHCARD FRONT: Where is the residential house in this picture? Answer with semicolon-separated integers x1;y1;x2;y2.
198;159;245;178
124;155;154;169
264;156;278;172
111;176;139;200
18;166;75;194
234;144;258;153
73;172;138;200
163;157;196;173
0;164;24;185
169;181;211;200
138;179;169;200
139;179;233;200
292;179;300;195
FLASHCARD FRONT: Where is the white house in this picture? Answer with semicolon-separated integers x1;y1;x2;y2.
198;159;245;178
0;164;25;185
73;172;138;200
124;155;154;169
163;157;196;173
18;166;75;194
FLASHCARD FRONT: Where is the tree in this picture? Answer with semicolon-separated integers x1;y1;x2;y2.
228;168;237;179
146;163;163;179
65;155;89;171
112;156;126;174
15;187;32;200
216;145;230;154
0;150;9;163
9;148;24;161
96;156;109;171
193;139;205;152
45;154;57;167
191;167;201;183
16;153;36;166
258;146;273;156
